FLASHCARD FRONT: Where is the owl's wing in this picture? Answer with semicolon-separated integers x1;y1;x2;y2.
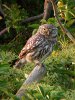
19;34;44;59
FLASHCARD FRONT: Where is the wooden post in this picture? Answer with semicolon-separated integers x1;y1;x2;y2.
16;64;46;98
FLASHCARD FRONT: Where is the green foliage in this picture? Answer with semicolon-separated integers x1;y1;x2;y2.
0;44;75;99
16;84;75;100
28;24;39;29
66;19;75;27
44;44;75;89
23;84;65;100
0;50;25;99
57;0;75;27
0;0;75;99
4;4;28;33
41;18;58;27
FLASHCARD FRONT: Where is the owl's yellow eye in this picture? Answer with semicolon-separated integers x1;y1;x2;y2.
43;28;46;31
43;28;46;30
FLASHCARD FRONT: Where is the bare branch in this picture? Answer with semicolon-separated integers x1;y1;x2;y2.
50;0;75;44
20;13;44;25
43;0;56;20
43;0;52;20
0;13;43;36
0;28;8;36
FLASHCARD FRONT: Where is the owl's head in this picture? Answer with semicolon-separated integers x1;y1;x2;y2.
38;24;58;37
38;24;58;44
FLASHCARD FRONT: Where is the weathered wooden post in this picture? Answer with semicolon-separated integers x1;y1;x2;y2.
16;64;46;99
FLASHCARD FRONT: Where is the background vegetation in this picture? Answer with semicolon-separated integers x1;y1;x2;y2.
0;0;75;99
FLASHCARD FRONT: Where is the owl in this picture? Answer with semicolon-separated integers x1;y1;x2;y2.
14;24;58;68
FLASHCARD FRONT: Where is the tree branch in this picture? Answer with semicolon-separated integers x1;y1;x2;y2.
43;0;52;20
50;0;75;44
0;28;8;36
43;0;56;20
0;13;43;36
20;13;43;25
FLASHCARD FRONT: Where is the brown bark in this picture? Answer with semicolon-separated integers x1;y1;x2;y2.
43;0;52;20
43;0;56;20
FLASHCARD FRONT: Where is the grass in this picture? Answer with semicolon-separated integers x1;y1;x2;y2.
0;43;75;100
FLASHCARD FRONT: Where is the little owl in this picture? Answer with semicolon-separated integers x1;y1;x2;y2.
14;24;58;68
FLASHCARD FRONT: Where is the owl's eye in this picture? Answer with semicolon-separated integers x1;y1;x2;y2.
43;28;46;30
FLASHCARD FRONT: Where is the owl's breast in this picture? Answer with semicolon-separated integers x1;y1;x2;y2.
33;39;52;60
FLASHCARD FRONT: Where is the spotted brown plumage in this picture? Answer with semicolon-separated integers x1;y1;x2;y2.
14;24;58;68
19;34;44;59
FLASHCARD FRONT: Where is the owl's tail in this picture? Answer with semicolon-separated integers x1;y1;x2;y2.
13;58;26;69
9;57;26;69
